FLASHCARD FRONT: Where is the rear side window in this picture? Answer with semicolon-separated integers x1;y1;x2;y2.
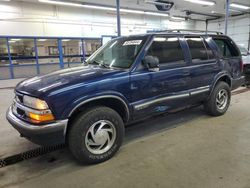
213;38;239;58
185;37;208;62
147;36;185;66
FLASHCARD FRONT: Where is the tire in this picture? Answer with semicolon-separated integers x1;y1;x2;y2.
204;82;231;116
68;106;124;164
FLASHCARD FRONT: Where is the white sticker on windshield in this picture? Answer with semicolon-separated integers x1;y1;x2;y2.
123;40;142;46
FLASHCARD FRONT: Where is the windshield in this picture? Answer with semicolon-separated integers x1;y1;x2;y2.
238;45;249;56
87;36;148;69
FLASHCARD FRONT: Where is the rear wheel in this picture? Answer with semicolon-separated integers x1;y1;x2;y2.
68;106;124;164
204;82;231;116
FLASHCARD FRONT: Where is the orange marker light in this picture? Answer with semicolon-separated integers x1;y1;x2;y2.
28;112;55;122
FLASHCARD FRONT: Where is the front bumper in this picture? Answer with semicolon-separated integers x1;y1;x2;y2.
6;107;68;146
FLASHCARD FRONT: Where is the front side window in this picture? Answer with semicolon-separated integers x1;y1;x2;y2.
185;37;208;62
87;36;147;69
146;36;185;66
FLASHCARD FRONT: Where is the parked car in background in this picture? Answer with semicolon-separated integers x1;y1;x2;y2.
238;45;250;87
7;30;244;164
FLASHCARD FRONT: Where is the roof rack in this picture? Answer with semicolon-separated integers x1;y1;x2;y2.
156;29;223;35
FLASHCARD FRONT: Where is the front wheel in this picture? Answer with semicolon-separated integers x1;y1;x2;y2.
204;82;231;116
68;106;124;164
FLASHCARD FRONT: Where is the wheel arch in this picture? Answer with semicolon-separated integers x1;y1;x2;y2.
68;95;130;125
211;74;232;95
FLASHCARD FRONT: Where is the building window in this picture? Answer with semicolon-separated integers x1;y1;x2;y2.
62;39;83;67
9;38;36;65
84;39;102;57
0;38;11;79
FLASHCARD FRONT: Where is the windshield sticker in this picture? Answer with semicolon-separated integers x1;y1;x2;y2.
123;40;142;46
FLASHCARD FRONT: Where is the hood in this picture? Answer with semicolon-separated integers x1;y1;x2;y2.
15;65;124;98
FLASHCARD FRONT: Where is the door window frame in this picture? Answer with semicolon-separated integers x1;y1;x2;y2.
184;35;216;65
138;34;189;71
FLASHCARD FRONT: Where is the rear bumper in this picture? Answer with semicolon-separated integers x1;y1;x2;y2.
6;107;68;146
232;76;245;90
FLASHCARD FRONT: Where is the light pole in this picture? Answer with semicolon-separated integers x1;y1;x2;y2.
116;0;121;37
225;0;230;35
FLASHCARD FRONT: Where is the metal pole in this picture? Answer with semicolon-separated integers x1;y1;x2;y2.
205;19;208;33
58;39;64;69
225;0;230;35
116;0;121;37
34;38;40;75
6;37;14;79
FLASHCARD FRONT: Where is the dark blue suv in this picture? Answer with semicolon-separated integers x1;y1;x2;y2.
7;30;244;164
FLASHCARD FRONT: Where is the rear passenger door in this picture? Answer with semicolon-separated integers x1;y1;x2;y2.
130;35;191;119
185;36;220;93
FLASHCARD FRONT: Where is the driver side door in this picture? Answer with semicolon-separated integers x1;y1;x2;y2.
130;35;191;120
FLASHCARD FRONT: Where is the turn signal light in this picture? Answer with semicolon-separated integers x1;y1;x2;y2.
28;112;55;123
240;60;244;73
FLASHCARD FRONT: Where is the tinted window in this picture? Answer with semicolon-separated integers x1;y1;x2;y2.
147;37;184;66
213;38;239;58
204;39;215;59
185;37;208;62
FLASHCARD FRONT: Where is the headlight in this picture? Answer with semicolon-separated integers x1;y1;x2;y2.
23;95;49;110
21;95;55;123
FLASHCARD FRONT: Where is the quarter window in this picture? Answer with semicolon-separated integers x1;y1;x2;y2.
213;38;239;58
147;37;185;66
185;37;208;62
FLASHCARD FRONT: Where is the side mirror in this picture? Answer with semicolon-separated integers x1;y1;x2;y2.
143;55;160;72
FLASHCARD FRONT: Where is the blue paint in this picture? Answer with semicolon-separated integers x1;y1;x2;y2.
12;33;244;122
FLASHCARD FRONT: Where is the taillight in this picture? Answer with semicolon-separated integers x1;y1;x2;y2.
240;60;244;73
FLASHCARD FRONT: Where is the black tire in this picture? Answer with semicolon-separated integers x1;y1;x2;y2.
204;82;231;116
68;106;124;164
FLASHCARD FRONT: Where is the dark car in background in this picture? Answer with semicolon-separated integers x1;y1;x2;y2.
7;30;244;164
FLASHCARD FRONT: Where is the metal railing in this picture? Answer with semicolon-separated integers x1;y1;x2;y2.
156;29;224;35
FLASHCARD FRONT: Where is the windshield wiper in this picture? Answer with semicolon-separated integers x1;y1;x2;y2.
99;62;110;69
89;60;110;69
